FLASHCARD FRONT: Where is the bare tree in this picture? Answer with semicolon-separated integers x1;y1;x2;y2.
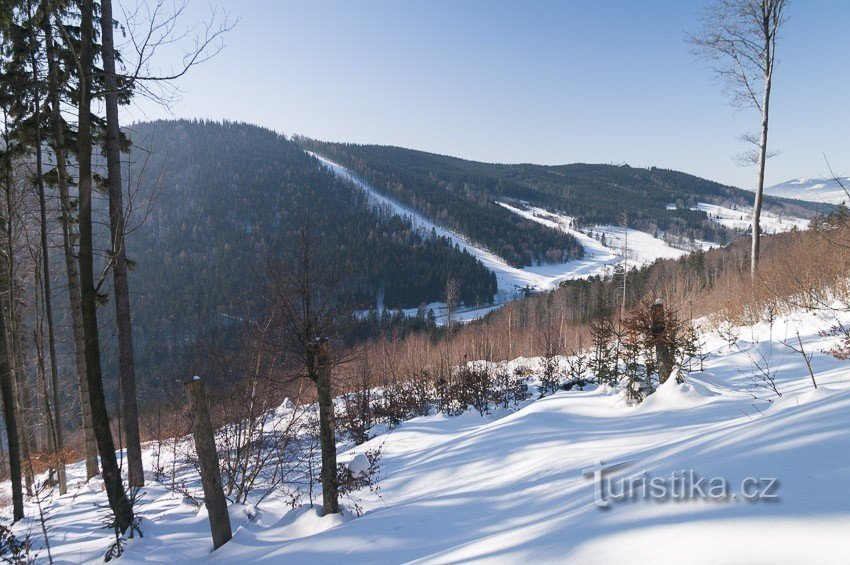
690;0;789;275
264;223;356;515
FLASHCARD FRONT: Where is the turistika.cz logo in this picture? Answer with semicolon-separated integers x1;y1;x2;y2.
581;460;780;509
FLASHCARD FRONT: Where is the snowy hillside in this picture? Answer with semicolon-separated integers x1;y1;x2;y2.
312;152;699;303
695;202;810;234
312;153;626;301
765;177;850;205
5;307;850;563
497;202;698;268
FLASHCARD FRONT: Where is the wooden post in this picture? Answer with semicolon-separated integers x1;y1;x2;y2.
650;299;673;384
185;376;232;550
315;338;340;515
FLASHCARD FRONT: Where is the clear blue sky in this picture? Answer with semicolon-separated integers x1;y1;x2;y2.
123;0;850;189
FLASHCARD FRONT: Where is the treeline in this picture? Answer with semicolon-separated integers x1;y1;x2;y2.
302;141;816;248
343;209;850;405
299;139;585;267
0;0;163;531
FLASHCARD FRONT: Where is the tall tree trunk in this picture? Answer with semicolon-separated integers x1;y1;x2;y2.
27;1;66;493
44;14;99;480
34;262;63;490
1;111;34;493
100;0;144;488
77;0;134;532
0;287;24;521
314;338;339;515
750;71;771;277
8;297;34;493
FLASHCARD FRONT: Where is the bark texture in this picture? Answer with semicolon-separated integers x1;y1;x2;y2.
77;0;133;532
100;0;144;488
185;377;232;550
315;338;339;515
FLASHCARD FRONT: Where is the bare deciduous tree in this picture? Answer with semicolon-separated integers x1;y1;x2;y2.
690;0;789;275
264;222;356;516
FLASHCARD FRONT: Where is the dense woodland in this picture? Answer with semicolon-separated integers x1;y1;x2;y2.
124;120;498;391
301;140;822;248
300;139;586;267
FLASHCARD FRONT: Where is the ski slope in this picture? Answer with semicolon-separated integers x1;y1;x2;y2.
695;202;810;234
4;308;850;563
498;202;698;266
311;151;695;302
310;152;612;300
765;177;850;206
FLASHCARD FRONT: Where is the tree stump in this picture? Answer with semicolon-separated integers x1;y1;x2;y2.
315;338;340;515
185;376;232;550
650;300;674;384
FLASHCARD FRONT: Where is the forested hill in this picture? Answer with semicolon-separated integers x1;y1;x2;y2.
302;141;586;268
300;140;816;247
124;120;497;371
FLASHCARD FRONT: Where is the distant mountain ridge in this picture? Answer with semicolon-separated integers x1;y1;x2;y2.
765;177;850;205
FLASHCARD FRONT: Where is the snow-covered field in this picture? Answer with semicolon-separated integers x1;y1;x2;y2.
695;202;810;234
5;307;850;563
764;177;850;206
497;202;695;270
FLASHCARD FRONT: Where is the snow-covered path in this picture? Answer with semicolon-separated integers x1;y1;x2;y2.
497;202;694;270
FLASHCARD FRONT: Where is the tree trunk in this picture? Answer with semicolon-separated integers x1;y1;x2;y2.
650;300;673;385
100;0;144;488
0;294;24;521
1;111;34;493
77;0;134;532
185;377;232;550
751;62;773;276
27;15;66;491
8;301;34;493
314;338;339;515
44;18;99;480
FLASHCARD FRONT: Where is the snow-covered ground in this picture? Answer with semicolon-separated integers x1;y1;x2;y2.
5;307;850;563
764;177;850;206
311;152;558;301
694;202;810;234
497;202;694;270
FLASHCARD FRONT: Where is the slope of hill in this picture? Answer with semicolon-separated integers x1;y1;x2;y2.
300;141;588;268
315;154;702;307
299;140;815;254
4;307;849;563
765;177;850;205
121;120;498;388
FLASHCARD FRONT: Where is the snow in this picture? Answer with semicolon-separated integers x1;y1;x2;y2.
311;155;773;328
310;152;557;301
764;177;850;206
498;202;698;268
346;454;370;478
695;202;810;234
310;153;690;302
5;307;850;563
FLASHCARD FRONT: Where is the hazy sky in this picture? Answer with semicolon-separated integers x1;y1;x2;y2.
122;0;850;189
